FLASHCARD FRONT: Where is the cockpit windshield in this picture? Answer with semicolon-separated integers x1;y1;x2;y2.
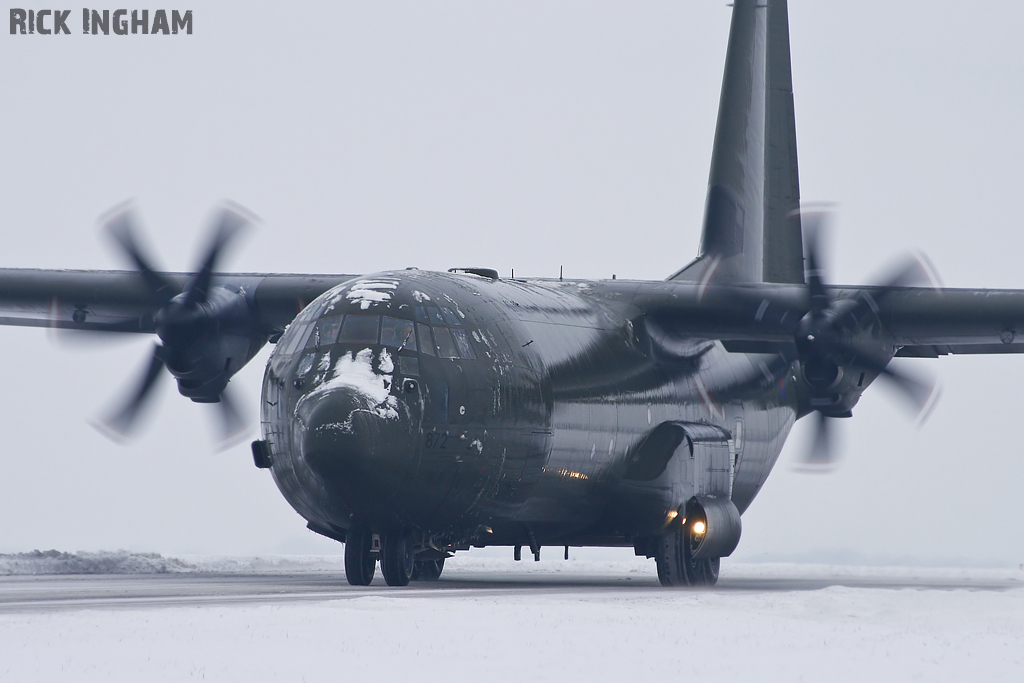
381;316;417;351
338;315;380;344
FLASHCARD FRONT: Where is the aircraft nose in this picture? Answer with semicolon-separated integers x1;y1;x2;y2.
298;385;415;517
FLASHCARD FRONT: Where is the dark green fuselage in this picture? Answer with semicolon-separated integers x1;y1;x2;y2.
262;270;797;550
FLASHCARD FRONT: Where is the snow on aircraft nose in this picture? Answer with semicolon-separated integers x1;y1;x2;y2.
295;348;417;518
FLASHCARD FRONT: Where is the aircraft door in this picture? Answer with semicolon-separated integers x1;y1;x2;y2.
684;423;733;498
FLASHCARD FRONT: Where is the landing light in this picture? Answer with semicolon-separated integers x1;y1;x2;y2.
666;510;678;523
692;520;707;535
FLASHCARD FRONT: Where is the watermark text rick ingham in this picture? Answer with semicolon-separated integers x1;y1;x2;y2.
10;8;192;35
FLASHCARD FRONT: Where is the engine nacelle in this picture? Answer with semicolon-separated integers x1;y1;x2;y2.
157;286;266;402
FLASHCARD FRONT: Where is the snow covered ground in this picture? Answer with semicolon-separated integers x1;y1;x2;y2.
1;552;1022;682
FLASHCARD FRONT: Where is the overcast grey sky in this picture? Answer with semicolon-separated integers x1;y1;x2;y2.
1;1;1023;565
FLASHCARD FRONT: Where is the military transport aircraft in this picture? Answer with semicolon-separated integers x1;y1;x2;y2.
1;0;1021;587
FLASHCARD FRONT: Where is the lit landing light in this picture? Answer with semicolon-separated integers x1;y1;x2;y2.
692;520;707;536
665;510;678;524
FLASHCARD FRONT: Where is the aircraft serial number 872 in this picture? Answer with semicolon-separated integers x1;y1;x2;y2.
2;0;1021;587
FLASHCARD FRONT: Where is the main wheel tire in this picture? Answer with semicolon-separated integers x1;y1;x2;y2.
655;529;690;586
412;557;445;581
655;526;719;587
380;529;415;587
700;557;721;586
679;536;705;586
344;527;376;587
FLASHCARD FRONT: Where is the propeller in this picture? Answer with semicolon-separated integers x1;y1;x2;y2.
788;210;939;467
95;203;257;444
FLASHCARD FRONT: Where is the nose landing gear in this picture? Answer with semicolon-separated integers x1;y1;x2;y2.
380;528;416;586
344;527;376;587
343;527;450;586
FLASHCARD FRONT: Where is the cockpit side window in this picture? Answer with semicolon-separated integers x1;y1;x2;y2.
450;328;477;359
417;323;436;356
270;303;323;374
433;327;459;359
279;319;315;356
303;326;318;350
441;307;462;327
381;317;417;351
320;316;343;345
428;307;446;326
338;315;380;344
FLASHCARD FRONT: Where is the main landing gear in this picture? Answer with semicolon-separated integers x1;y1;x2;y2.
344;527;447;586
655;524;720;587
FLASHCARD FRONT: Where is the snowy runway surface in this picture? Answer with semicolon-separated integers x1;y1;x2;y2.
2;554;1022;681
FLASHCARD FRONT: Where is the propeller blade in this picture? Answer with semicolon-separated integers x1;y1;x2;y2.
182;205;251;307
213;386;249;448
102;206;174;305
47;324;151;351
829;338;938;416
800;210;831;315
874;364;940;419
846;255;936;324
95;346;166;440
874;255;932;291
800;410;838;468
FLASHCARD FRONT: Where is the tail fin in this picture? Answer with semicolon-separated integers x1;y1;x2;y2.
672;0;803;285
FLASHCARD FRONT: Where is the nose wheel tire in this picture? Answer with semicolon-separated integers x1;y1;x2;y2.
411;557;445;581
655;526;720;587
344;527;376;586
380;529;415;586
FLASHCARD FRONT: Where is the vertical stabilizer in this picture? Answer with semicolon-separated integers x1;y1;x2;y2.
672;0;803;285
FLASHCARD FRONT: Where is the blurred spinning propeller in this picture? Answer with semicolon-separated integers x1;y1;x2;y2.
95;203;257;444
789;210;940;468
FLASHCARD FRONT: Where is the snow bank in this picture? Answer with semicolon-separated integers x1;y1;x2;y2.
0;551;353;576
175;554;347;574
0;550;195;575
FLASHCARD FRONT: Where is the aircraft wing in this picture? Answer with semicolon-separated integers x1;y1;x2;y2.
6;269;1024;355
637;283;1024;356
884;288;1024;356
0;268;355;336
